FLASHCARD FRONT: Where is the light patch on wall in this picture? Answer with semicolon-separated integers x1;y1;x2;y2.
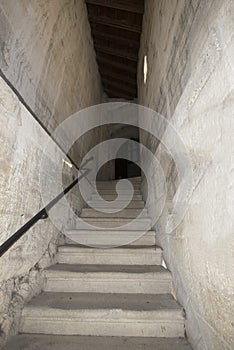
143;55;148;84
63;159;73;168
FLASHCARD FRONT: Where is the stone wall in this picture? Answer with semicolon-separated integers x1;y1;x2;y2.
0;0;106;167
138;0;234;349
0;0;104;346
0;76;77;347
0;0;103;133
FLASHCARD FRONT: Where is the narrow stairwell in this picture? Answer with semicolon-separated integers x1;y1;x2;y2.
3;177;192;349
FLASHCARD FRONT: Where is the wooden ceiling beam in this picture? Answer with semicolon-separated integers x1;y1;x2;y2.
98;63;137;79
91;23;141;42
85;0;143;101
100;69;136;86
93;36;138;57
95;44;138;61
103;78;137;95
105;87;134;100
96;55;137;74
86;0;144;14
93;31;140;49
89;15;142;33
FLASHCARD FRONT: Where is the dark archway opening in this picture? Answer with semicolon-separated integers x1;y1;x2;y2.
115;137;141;179
115;159;141;179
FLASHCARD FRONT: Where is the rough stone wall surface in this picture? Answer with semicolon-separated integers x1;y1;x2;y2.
0;1;104;345
0;0;103;133
0;244;56;348
0;0;107;169
0;76;84;348
0;0;114;343
138;1;234;349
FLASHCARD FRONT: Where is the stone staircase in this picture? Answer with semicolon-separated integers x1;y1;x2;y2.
3;177;192;349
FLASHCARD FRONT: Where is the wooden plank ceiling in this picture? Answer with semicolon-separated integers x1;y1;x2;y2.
85;0;145;100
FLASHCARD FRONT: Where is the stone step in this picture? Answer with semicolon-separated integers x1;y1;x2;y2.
64;230;155;247
1;334;193;350
80;208;148;218
87;200;145;209
95;184;141;191
95;181;141;190
91;194;143;201
20;292;185;338
95;177;142;185
44;264;172;294
96;189;141;195
58;245;161;265
121;176;142;182
73;217;152;230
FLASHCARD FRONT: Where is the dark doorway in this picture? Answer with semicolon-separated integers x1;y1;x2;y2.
115;138;141;179
115;158;128;179
115;159;141;179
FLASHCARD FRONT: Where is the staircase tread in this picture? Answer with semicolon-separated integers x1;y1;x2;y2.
4;178;191;345
96;176;142;182
64;230;155;233
82;207;147;214
45;264;170;275
82;207;147;212
80;207;147;217
59;244;161;251
88;199;144;201
91;194;143;197
78;217;151;221
24;292;182;312
86;206;145;209
95;192;142;195
2;334;193;350
88;199;145;204
91;195;142;197
90;180;141;185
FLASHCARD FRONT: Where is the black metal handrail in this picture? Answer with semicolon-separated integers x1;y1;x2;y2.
0;158;92;257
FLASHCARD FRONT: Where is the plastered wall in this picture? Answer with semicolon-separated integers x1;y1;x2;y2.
0;0;103;131
138;0;234;349
0;0;103;346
